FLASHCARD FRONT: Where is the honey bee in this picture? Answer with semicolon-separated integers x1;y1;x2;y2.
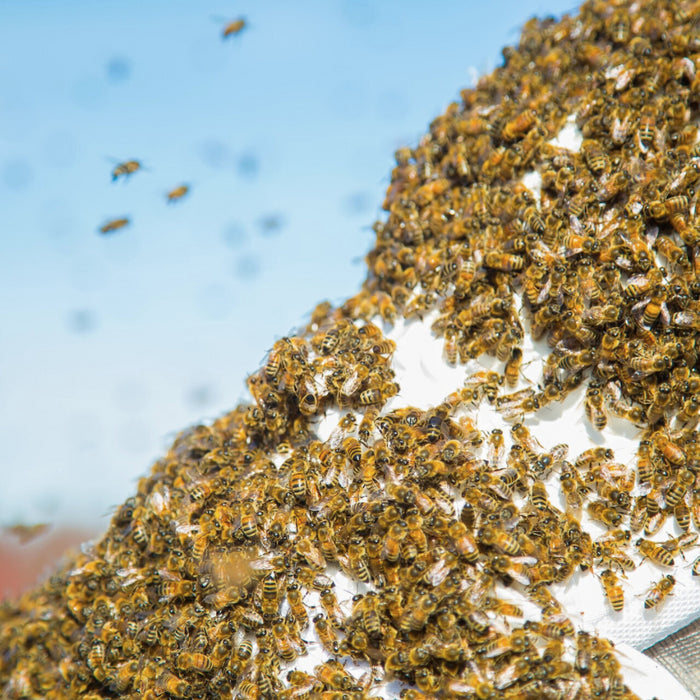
166;184;189;203
599;569;624;612
221;17;247;39
343;537;371;583
581;139;610;175
286;581;308;628
587;501;622;527
98;217;130;234
158;577;196;602
358;408;379;445
483;251;525;272
111;159;141;181
359;388;382;406
644;575;675;609
559;465;585;511
238;500;259;539
636;537;675;566
444;326;458;365
382;521;408;563
478;524;520;556
636;105;657;152
503;348;523;387
584;385;607;431
315;660;358;693
342;436;363;472
288;461;308;502
664;468;695;508
652;431;686;466
176;652;215;674
399;592;438;633
259;573;281;619
448;520;479;562
312;614;339;654
156;672;190;698
501;109;537;141
655;235;689;267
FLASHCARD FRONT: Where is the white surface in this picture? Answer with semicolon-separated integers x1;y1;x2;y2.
618;644;694;700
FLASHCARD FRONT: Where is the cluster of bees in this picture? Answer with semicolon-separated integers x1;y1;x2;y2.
4;0;700;698
362;0;700;437
99;160;189;235
0;316;643;699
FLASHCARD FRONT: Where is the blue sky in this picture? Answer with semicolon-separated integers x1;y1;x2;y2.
0;0;578;527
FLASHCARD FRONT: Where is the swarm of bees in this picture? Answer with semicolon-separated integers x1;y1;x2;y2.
5;0;700;698
0;317;641;699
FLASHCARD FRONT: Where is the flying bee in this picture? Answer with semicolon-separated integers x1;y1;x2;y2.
599;570;624;612
221;17;246;39
98;217;130;235
644;575;675;609
166;184;189;203
111;160;141;181
377;293;397;324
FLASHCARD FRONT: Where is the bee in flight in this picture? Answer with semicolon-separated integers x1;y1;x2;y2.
221;17;247;39
99;217;130;235
166;184;190;203
111;160;142;181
